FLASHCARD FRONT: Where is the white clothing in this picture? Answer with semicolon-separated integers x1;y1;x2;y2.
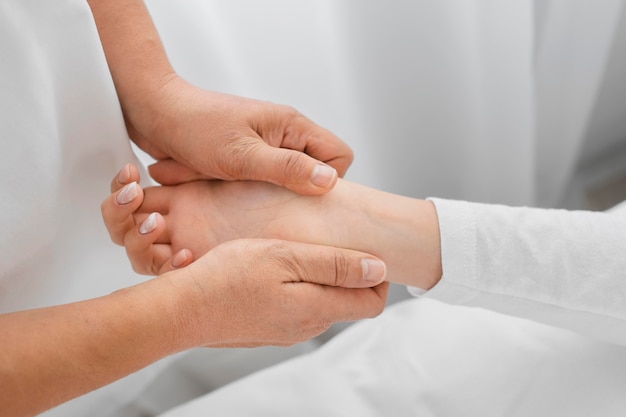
428;198;626;346
160;199;626;416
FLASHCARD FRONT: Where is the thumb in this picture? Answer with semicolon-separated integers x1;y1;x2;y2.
236;144;339;196
280;241;387;288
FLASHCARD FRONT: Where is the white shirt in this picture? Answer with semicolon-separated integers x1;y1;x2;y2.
427;198;626;346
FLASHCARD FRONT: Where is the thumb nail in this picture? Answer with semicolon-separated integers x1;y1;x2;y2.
311;164;337;188
361;258;387;283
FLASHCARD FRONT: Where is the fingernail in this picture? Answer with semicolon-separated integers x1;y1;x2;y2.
171;249;190;268
118;163;132;183
361;258;386;283
139;213;158;235
116;182;138;205
311;164;337;188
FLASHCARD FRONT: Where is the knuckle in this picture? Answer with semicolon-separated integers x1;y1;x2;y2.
274;103;301;121
366;296;387;319
222;135;259;179
343;147;355;167
371;301;385;318
270;241;304;278
331;252;350;287
129;258;144;275
279;152;308;183
142;260;159;276
126;246;155;276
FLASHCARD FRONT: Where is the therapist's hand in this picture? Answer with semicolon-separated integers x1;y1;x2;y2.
0;237;387;417
90;0;351;196
127;76;351;195
170;238;388;348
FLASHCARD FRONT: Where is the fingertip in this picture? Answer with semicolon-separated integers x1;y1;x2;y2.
361;258;387;285
281;162;339;196
310;164;338;190
116;182;139;205
138;212;159;235
171;249;193;268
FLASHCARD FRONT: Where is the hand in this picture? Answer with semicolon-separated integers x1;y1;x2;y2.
88;0;351;195
102;163;442;289
167;238;388;348
125;76;352;195
102;163;336;275
0;236;387;416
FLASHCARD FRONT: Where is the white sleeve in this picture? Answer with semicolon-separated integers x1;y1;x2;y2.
420;198;626;346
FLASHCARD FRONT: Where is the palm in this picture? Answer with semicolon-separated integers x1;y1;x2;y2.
140;179;326;259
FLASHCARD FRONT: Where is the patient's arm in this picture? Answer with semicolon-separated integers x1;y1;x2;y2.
102;165;442;289
104;165;626;346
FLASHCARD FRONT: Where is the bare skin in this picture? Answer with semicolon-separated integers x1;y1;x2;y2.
0;237;387;417
103;164;442;289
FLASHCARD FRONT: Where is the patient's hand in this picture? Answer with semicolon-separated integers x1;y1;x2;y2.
145;178;331;255
102;163;442;288
101;163;338;274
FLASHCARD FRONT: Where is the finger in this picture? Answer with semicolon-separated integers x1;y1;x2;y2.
284;115;354;178
152;146;339;196
148;159;208;185
236;143;339;196
311;281;389;322
101;181;145;245
110;163;141;192
158;249;194;274
137;184;176;215
124;212;179;275
271;241;387;288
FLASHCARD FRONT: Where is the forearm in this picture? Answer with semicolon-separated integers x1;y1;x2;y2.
0;276;191;417
87;0;174;139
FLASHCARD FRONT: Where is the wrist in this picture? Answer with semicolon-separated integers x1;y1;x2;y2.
146;268;215;351
328;181;442;288
114;272;203;354
121;72;182;151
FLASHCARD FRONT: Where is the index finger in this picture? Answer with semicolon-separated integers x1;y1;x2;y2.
311;281;389;322
285;116;354;178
